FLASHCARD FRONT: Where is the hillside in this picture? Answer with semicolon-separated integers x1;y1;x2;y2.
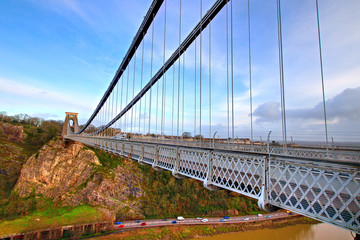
13;139;260;220
0;121;260;235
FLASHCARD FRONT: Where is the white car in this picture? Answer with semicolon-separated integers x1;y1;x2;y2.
196;217;202;220
201;218;208;222
243;218;249;221
177;216;185;221
258;214;263;217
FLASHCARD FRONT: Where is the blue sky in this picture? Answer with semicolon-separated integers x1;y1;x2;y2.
0;0;359;142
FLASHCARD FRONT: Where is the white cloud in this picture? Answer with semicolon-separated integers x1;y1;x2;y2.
0;78;96;119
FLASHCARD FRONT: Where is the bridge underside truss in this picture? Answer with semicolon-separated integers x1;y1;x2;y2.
67;135;360;234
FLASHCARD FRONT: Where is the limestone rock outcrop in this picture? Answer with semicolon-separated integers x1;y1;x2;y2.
15;139;145;219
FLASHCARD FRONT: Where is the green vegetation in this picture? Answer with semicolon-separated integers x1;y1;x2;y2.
0;205;106;235
90;146;124;169
81;147;261;220
23;121;62;153
0;111;63;155
139;165;260;219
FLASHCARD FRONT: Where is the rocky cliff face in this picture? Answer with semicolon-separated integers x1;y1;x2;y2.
15;139;145;220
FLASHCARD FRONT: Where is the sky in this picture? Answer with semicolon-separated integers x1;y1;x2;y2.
0;0;359;143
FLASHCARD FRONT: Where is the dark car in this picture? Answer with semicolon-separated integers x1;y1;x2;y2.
223;216;230;219
136;220;141;223
115;221;122;225
172;220;177;224
163;218;167;221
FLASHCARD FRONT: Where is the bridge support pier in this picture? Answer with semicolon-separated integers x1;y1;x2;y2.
172;147;188;179
203;181;220;191
257;156;278;212
204;152;220;191
152;145;165;171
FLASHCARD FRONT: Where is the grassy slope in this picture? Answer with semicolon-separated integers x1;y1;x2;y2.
0;205;107;235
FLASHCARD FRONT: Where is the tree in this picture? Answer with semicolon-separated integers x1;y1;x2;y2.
83;124;98;133
29;117;41;126
194;134;203;140
182;132;192;138
0;111;7;121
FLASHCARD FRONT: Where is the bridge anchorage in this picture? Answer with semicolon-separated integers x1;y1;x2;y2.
64;0;360;236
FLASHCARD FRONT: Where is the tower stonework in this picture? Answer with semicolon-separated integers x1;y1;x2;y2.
61;112;80;138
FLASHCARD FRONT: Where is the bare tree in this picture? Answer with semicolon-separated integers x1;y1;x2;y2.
182;132;192;138
0;111;7;121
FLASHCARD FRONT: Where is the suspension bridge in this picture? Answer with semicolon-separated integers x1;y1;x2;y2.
62;0;360;235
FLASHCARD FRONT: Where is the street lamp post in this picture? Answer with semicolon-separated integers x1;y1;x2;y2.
213;131;218;148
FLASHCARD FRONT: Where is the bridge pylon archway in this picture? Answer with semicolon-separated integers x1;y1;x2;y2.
62;112;80;138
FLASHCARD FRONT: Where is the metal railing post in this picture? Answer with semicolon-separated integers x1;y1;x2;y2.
204;150;219;191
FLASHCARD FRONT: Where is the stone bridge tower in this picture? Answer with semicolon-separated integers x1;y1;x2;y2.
61;112;80;138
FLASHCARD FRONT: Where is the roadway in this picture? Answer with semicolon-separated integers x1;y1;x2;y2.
114;211;293;229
